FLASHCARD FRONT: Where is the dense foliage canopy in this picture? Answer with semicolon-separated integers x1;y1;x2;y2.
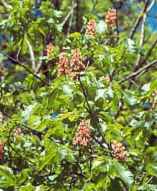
0;0;157;190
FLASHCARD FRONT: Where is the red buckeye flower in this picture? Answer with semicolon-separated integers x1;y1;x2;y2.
73;120;92;147
105;9;117;27
69;49;85;79
46;43;54;57
111;140;127;161
58;52;70;76
85;19;97;36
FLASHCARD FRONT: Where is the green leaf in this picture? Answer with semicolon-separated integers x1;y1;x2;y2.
16;169;32;186
19;183;34;191
38;140;58;171
0;166;16;188
146;163;157;177
112;161;134;187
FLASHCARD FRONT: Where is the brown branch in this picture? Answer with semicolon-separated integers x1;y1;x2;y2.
7;55;49;85
129;0;150;39
120;60;157;83
134;0;156;70
142;38;157;64
133;37;157;71
61;2;77;27
78;77;92;114
134;14;146;70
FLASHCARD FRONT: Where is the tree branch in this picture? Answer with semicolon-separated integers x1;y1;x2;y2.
129;0;151;39
25;37;36;72
61;2;77;27
6;55;49;85
142;38;157;64
134;0;156;70
120;60;157;83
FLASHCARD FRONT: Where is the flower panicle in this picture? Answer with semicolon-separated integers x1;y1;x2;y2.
111;140;127;161
73;120;92;147
105;9;117;27
85;19;97;36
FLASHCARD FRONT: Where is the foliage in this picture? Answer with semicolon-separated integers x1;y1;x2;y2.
0;0;157;190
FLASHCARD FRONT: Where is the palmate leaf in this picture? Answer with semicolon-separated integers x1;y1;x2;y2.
16;168;32;186
0;165;16;188
19;183;34;191
146;163;157;177
112;160;134;188
37;139;58;171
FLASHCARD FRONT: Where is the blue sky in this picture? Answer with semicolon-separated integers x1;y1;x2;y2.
147;3;157;31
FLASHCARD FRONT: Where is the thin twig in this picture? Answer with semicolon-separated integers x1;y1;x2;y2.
134;0;156;70
6;55;49;85
142;38;157;64
129;0;150;39
78;77;92;114
68;0;75;34
25;37;36;72
134;14;146;70
120;60;157;83
35;50;44;74
61;2;77;27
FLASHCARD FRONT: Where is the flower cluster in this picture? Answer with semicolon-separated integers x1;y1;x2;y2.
14;128;22;137
58;52;70;76
46;43;54;57
111;140;127;161
69;49;85;79
0;143;4;160
73;120;92;147
58;49;86;79
105;9;117;27
85;19;96;36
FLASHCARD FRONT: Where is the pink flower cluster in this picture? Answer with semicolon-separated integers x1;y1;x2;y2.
111;140;127;161
58;52;70;76
58;49;85;79
70;49;85;79
73;120;92;147
85;19;97;36
46;43;54;57
105;9;117;27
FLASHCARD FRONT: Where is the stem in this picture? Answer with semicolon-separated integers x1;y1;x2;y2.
134;0;156;71
61;2;77;27
129;0;150;39
25;37;36;72
78;77;92;114
121;60;157;83
6;55;49;85
78;77;110;152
